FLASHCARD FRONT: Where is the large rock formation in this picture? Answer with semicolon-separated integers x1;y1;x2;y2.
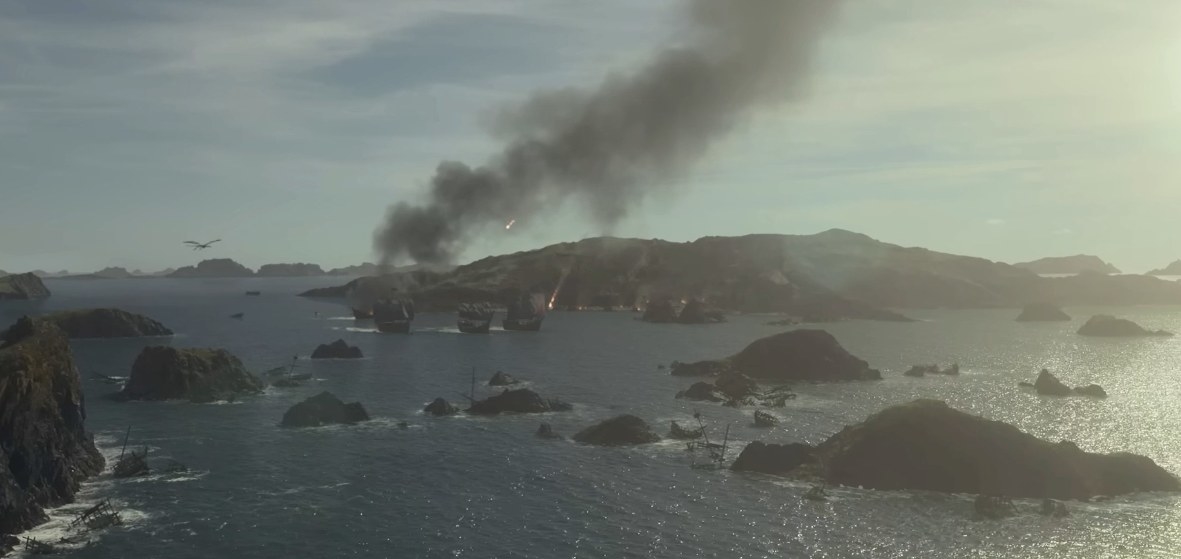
0;318;104;539
120;346;263;402
673;330;880;382
169;259;254;278
1077;315;1173;337
488;371;519;386
423;398;459;416
0;273;50;300
731;442;813;475
40;308;173;338
327;263;381;276
1014;255;1120;275
1033;369;1073;396
280;392;369;427
1016;303;1072;322
778;400;1179;499
466;389;571;415
1148;260;1181;276
310;339;363;359
641;299;679;323
256;263;325;277
572;415;661;446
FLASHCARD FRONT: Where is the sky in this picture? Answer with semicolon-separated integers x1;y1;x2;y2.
1;0;1179;274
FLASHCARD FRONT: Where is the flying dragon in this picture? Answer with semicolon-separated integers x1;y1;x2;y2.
183;239;221;251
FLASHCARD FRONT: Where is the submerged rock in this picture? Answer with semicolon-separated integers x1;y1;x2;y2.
467;389;568;415
801;399;1180;499
119;346;263;403
41;308;173;338
281;392;370;428
1073;384;1108;398
488;371;519;386
1034;369;1073;396
1016;303;1072;322
536;423;563;440
674;330;880;382
0;317;104;537
1077;315;1173;337
974;494;1018;520
573;415;661;446
730;442;814;475
1039;498;1070;518
423;398;459;416
669;360;733;377
904;364;958;378
677;381;725;402
0;272;50;300
310;339;363;359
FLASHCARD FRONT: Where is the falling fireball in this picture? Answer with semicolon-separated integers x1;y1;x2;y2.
505;219;516;230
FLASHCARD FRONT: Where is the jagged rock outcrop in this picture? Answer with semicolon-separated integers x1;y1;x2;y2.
1016;303;1072;322
120;346;263;403
0;272;50;300
783;400;1180;499
676;299;725;324
536;423;563;440
256;263;325;277
280;392;369;427
0;317;104;539
641;299;678;323
573;415;660;446
169;259;254;278
1074;384;1108;398
1033;369;1073;396
40;308;173;338
1014;255;1120;275
488;371;519;386
466;389;571;415
310;339;363;359
672;330;880;382
903;363;959;378
1148;260;1181;276
731;441;813;475
423;398;459;416
1077;315;1173;337
677;382;725;402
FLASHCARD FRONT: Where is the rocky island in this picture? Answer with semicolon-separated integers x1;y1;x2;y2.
731;400;1178;499
573;415;661;446
0;318;104;546
311;339;363;359
1077;315;1174;337
281;392;370;428
119;346;263;402
40;308;173;338
1147;260;1181;276
1015;303;1072;322
672;329;880;382
257;263;326;277
466;389;572;415
0;272;51;300
169;259;255;278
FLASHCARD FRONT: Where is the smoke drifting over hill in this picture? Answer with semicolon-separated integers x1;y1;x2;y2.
375;0;843;265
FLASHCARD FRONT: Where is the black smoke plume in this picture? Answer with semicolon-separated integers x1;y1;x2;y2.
376;0;842;265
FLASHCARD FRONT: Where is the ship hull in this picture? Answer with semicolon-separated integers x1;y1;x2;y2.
376;319;411;334
352;308;374;320
502;317;543;331
457;317;493;334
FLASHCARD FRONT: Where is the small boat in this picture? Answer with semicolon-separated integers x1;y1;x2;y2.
245;290;261;296
457;302;494;334
230;312;245;320
374;298;414;334
351;307;374;320
753;410;778;428
502;293;547;331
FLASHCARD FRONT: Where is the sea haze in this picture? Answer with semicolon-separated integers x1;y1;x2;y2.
5;278;1180;558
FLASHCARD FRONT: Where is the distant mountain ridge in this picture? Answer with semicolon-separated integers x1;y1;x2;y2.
1148;260;1181;276
1013;255;1120;275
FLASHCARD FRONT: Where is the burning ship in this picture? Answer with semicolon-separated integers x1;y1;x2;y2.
457;302;495;334
351;307;374;320
374;298;415;334
503;293;547;331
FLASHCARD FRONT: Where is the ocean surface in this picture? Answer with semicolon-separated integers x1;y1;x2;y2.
3;277;1181;558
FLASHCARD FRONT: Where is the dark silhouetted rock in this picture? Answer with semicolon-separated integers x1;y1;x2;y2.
423;398;459;416
1016;303;1072;322
766;317;798;326
668;421;704;440
0;318;104;537
974;494;1018;520
714;371;760;400
169;259;254;278
904;363;959;378
1014;255;1120;275
41;308;173;338
1039;498;1069;517
467;389;567;415
641;299;678;323
677;299;726;324
256;263;325;277
1073;384;1108;398
731;441;814;475
801;399;1181;499
1148;260;1181;276
536;423;563;440
120;347;263;403
676;330;879;383
677;382;724;402
280;391;369;427
669;360;733;377
0;272;50;300
573;415;660;446
1018;381;1035;388
488;371;519;386
1077;315;1173;337
311;339;363;359
1034;369;1073;396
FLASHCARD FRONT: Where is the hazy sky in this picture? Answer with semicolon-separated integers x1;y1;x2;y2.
2;0;1179;273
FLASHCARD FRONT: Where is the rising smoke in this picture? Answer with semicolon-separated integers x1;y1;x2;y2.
375;0;842;265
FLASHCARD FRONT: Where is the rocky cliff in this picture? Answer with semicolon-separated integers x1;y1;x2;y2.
1014;255;1120;275
169;259;254;278
301;231;1181;312
0;318;104;538
256;263;326;277
41;308;173;338
120;347;262;402
0;273;51;300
